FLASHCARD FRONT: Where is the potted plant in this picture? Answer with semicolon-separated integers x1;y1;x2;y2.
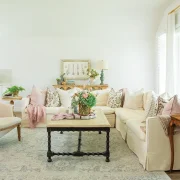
72;91;96;116
3;86;25;97
56;78;61;85
87;69;99;84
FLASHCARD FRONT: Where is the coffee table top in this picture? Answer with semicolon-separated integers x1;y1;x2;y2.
47;109;111;128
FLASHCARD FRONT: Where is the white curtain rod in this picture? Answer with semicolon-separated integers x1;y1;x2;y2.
168;5;180;15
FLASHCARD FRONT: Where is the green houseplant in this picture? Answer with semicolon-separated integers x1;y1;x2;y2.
56;78;61;85
72;91;96;116
3;86;25;97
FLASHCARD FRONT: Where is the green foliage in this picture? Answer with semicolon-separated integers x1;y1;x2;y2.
71;91;96;108
87;69;99;78
3;86;25;95
56;78;60;81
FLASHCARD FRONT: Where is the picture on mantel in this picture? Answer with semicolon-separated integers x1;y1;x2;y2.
61;60;90;80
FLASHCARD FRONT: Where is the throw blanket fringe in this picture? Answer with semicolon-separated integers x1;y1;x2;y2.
27;105;46;128
158;115;180;136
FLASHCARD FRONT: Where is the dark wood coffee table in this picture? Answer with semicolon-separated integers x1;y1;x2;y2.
46;110;111;162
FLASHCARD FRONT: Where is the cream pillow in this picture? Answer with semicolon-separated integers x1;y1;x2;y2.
57;87;82;108
92;89;110;106
123;89;144;110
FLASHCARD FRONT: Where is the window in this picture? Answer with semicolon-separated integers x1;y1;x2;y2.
157;11;180;95
157;33;166;94
174;32;180;95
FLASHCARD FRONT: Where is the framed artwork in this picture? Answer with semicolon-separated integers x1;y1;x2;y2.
61;60;90;80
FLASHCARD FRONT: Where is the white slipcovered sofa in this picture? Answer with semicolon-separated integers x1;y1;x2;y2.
20;89;180;171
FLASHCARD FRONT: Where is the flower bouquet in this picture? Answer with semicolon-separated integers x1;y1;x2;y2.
87;69;99;85
72;91;96;116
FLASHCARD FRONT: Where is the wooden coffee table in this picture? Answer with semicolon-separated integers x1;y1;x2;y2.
46;110;111;162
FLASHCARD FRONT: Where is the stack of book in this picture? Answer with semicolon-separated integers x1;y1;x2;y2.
66;80;75;85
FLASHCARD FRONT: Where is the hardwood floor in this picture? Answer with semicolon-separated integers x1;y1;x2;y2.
166;171;180;180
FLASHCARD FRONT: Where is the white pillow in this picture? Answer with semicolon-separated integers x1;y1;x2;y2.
57;87;82;108
123;89;144;110
92;89;110;106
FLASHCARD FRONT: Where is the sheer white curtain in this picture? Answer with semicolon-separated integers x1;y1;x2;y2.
166;12;176;95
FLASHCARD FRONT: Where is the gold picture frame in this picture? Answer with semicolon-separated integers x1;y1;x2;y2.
61;59;91;80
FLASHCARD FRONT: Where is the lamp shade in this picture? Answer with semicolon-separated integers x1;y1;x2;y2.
0;69;12;85
96;60;108;70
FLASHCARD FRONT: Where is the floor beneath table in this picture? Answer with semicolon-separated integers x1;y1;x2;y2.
166;171;180;180
0;128;170;180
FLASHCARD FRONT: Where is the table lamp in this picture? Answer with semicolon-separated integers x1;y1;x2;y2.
97;60;108;85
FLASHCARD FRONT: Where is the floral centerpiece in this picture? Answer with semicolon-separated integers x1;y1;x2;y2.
72;91;96;116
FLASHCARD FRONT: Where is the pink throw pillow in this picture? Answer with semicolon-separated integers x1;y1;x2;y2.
162;95;180;115
30;86;46;106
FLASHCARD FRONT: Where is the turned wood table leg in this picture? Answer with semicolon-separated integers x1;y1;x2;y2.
106;129;110;162
47;129;52;162
17;124;21;141
169;123;174;172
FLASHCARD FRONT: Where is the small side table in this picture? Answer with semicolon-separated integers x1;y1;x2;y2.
2;96;22;105
169;114;180;172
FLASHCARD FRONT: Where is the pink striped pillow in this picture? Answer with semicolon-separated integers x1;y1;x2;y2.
30;86;46;106
162;95;180;115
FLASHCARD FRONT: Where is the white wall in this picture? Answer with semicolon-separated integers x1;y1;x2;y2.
0;0;171;96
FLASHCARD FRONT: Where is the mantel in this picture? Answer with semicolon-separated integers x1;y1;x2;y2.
53;84;108;90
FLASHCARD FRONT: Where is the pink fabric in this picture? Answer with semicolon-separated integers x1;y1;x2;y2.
162;95;180;115
30;86;46;106
27;105;46;128
52;113;75;120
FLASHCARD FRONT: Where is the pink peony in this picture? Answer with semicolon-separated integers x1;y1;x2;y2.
82;93;88;99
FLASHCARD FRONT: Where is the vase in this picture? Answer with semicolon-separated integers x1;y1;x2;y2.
89;77;95;85
13;91;19;97
79;103;90;116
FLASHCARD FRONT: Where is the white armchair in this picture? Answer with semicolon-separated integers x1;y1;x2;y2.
0;102;21;141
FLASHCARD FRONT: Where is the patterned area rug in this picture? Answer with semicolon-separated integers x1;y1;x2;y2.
0;128;170;180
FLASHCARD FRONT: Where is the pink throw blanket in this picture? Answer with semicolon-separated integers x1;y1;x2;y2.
27;105;46;128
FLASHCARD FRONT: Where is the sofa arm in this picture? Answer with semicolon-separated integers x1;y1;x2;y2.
146;117;170;152
145;116;172;171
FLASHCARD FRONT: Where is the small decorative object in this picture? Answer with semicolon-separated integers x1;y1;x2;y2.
96;60;108;85
67;80;75;85
87;69;99;85
60;73;65;83
56;78;61;85
3;85;25;97
71;91;96;116
56;73;66;85
61;59;90;80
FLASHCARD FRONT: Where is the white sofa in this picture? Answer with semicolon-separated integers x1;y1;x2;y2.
20;90;180;171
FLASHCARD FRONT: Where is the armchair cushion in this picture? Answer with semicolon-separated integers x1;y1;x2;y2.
0;103;13;117
0;117;21;130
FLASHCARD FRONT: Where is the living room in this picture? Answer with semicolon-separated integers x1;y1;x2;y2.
0;0;180;179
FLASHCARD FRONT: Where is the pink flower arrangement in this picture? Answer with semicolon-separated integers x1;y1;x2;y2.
82;93;89;99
